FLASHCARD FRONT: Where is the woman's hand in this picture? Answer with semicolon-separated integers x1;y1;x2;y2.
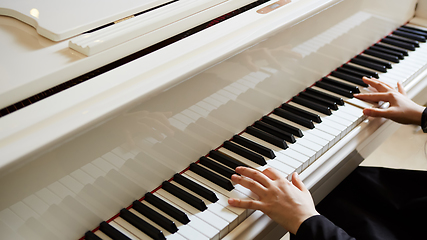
228;167;319;234
355;77;425;125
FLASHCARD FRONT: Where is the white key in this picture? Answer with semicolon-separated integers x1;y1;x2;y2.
94;230;113;240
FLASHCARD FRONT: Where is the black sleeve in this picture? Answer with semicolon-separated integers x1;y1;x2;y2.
291;215;356;240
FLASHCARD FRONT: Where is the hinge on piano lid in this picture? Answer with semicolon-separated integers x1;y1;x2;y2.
114;15;135;24
257;0;291;14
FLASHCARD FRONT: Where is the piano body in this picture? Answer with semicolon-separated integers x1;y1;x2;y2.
1;0;427;239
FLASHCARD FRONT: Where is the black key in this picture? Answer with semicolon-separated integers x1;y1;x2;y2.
350;58;387;73
120;208;166;240
369;45;404;59
99;221;132;240
315;81;354;98
387;35;420;47
393;30;426;42
190;163;234;191
292;96;332;115
273;108;314;129
199;156;237;179
162;181;207;211
132;201;178;234
373;43;408;56
323;76;362;92
223;141;267;166
341;63;379;78
246;126;288;149
144;192;190;224
173;173;218;203
299;91;338;110
355;55;392;69
85;231;102;240
254;121;296;143
336;67;372;79
280;102;321;123
398;26;427;37
261;116;303;137
208;150;248;169
305;87;344;106
381;38;416;51
232;134;276;158
364;49;399;63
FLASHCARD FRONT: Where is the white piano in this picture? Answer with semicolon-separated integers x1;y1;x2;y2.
1;0;427;239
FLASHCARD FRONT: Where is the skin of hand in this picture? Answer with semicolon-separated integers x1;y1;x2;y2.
228;167;319;234
354;77;425;125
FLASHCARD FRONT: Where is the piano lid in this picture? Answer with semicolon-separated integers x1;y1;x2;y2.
0;0;180;41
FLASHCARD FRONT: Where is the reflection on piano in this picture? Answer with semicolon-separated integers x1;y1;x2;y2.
1;0;427;239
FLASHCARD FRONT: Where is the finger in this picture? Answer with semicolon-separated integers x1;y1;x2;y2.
291;172;307;192
362;77;394;92
262;167;282;181
228;198;263;210
354;92;393;102
363;108;393;119
397;82;406;96
235;167;272;188
231;174;267;197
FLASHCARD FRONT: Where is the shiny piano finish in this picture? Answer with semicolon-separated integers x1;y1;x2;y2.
1;0;427;239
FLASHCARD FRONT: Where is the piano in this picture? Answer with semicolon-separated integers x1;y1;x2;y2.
1;0;427;239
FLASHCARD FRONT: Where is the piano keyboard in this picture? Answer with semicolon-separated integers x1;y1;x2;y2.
80;24;427;240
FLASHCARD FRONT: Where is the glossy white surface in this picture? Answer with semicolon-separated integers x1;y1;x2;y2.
0;0;171;41
0;0;425;239
0;0;256;110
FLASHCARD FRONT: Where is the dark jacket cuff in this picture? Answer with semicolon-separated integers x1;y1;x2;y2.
292;215;355;240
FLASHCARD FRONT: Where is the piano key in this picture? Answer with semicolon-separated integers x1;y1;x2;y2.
94;230;114;240
170;181;239;231
223;141;267;166
245;126;288;149
126;208;186;240
341;63;379;78
363;48;399;63
329;71;368;87
321;77;361;94
273;108;314;129
189;163;234;191
314;81;354;98
304;88;344;106
280;102;321;123
199;156;236;179
112;217;154;240
261;115;304;137
239;133;305;172
253;121;296;143
132;200;178;234
156;189;226;240
350;57;387;72
368;45;405;59
119;209;166;240
85;231;103;240
173;173;218;203
231;134;276;158
398;26;427;38
217;147;270;171
292;96;332;115
387;35;420;47
311;85;371;109
162;181;207;212
381;37;416;51
144;192;190;225
374;42;409;56
179;172;248;220
140;201;209;240
99;221;132;240
299;91;339;111
355;55;392;69
208;150;248;170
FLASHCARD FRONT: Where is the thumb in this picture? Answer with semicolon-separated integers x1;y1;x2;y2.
397;82;406;96
363;108;393;119
291;172;307;192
